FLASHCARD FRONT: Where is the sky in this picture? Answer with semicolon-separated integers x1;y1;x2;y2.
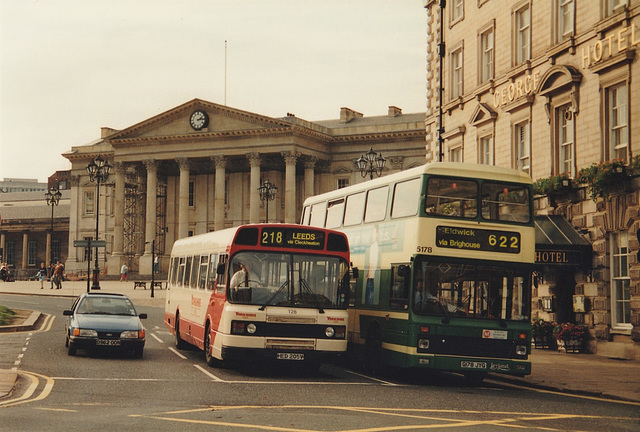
1;0;427;183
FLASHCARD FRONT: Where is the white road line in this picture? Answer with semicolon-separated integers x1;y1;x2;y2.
168;347;187;359
345;369;401;386
193;364;225;382
150;333;164;343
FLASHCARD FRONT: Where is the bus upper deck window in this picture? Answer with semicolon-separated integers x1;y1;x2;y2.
425;177;477;219
481;182;531;223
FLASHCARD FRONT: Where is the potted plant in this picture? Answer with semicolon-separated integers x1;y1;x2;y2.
553;322;587;353
531;318;556;349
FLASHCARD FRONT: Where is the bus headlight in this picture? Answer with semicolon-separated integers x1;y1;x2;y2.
246;323;257;334
516;345;527;356
325;327;335;338
418;339;430;350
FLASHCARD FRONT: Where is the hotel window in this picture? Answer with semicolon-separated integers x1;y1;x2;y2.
84;190;95;216
337;178;350;189
555;0;574;42
514;3;531;65
611;231;631;330
450;45;463;99
514;121;530;175
556;105;574;176
451;0;464;25
28;240;37;266
478;135;493;165
606;82;629;161
603;0;627;17
479;26;494;83
188;181;195;207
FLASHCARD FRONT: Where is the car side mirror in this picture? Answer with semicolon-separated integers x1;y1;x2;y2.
138;313;148;319
63;310;73;316
351;267;359;279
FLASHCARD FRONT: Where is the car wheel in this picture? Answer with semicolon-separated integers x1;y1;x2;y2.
67;342;77;356
133;347;144;359
65;333;69;348
175;311;187;350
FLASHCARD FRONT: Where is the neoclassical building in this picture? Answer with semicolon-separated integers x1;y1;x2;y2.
423;0;640;358
62;99;426;277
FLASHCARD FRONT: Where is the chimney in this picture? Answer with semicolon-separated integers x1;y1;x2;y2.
388;106;402;117
340;107;363;123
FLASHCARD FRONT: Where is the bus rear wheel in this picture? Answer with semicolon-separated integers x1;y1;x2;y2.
364;326;383;374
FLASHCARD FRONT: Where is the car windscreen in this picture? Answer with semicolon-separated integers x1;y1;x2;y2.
77;297;137;316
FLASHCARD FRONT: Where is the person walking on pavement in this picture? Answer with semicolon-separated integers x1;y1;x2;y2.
120;263;128;282
52;261;65;289
36;262;47;289
49;262;56;289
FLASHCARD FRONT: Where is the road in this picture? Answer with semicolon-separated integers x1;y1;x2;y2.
1;294;639;431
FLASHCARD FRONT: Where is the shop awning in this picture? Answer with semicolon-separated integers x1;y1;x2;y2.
535;215;592;269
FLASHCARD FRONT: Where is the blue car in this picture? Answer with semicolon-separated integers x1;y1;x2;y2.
64;292;147;358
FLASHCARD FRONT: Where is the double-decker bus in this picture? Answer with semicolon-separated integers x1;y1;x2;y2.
300;162;534;380
164;224;353;368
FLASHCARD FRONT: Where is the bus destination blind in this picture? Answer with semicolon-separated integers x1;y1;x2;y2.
436;225;520;254
260;228;325;250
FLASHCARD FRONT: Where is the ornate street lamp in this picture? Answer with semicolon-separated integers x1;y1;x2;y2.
45;186;62;286
257;179;278;223
86;155;112;290
357;147;386;180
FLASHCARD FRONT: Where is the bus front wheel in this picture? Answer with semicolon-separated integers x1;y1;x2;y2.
204;323;216;366
174;312;187;350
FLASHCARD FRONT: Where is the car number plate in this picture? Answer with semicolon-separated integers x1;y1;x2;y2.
96;339;121;346
277;353;304;360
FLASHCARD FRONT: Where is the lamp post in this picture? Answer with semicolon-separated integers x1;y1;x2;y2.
45;186;62;286
357;147;386;180
257;179;278;223
86;155;112;290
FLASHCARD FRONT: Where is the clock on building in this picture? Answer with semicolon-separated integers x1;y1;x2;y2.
189;110;209;130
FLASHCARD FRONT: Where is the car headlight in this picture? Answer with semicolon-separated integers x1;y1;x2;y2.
74;328;98;337
121;330;145;339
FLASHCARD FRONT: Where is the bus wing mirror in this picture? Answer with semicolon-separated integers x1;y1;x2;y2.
398;265;410;277
351;267;359;279
217;263;225;275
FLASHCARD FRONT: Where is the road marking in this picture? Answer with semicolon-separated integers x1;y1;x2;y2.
486;378;640;407
345;369;399;386
36;407;78;412
150;333;164;343
0;371;54;408
168;347;187;359
193;364;224;382
130;405;640;431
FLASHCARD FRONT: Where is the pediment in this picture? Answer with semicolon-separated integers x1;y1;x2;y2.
105;98;293;144
469;103;497;127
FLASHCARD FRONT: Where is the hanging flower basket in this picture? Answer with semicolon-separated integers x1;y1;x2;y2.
576;159;629;201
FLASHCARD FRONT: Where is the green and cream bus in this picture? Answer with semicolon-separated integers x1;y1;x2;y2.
300;162;534;380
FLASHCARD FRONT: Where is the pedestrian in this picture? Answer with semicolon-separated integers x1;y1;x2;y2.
36;262;47;289
49;262;56;289
120;262;128;282
53;260;65;289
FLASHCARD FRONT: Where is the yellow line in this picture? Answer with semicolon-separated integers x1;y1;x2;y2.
0;371;54;408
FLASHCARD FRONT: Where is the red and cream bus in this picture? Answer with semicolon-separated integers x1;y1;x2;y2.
164;224;353;368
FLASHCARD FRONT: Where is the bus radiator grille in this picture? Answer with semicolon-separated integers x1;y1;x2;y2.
266;339;316;350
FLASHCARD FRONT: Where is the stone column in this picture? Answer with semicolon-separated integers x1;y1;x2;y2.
141;160;158;275
177;158;190;240
22;232;28;270
112;162;126;257
66;176;80;271
282;152;299;223
303;157;317;200
247;153;262;224
212;156;227;231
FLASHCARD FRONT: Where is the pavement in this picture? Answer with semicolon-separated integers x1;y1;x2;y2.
1;280;639;404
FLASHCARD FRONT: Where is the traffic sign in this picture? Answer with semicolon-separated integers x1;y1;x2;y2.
74;240;107;248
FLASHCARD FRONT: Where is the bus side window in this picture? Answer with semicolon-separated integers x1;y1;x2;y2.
216;254;228;293
207;254;217;291
198;255;208;290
